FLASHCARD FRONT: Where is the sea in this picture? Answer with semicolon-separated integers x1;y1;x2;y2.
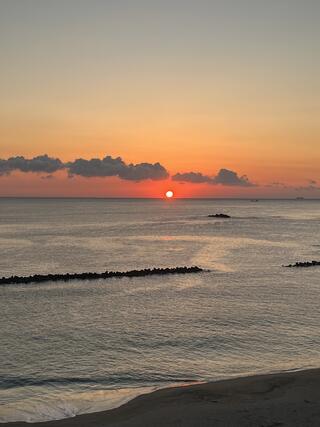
1;198;319;422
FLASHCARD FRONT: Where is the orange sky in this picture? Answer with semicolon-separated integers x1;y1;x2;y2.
0;1;319;197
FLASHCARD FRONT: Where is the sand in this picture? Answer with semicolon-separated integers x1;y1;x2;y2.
4;368;320;427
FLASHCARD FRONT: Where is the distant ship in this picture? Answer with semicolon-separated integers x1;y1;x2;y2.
296;197;305;200
250;199;259;202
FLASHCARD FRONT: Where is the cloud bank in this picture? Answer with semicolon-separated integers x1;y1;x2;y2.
0;155;64;176
0;154;169;182
2;154;319;193
294;180;320;192
172;168;254;186
67;156;169;181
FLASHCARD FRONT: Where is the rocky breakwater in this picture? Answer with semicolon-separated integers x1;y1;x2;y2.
208;214;231;218
284;261;320;268
0;266;204;286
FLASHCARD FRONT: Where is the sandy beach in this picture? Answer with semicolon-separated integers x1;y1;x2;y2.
5;368;320;427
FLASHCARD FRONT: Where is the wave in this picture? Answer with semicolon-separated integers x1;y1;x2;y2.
0;375;199;389
0;379;201;423
0;386;158;423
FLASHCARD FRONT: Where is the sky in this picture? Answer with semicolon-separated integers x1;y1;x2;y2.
0;0;319;197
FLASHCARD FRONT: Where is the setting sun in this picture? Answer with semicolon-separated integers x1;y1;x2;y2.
165;190;174;198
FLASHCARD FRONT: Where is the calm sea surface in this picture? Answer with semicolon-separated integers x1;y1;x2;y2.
1;198;320;422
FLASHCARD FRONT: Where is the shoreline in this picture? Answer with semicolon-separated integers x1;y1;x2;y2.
4;368;320;427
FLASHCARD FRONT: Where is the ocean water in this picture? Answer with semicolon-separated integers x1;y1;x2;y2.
1;198;320;422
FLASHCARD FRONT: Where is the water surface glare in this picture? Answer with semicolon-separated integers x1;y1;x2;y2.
1;199;320;422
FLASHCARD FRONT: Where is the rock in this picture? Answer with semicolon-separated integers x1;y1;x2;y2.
0;266;204;286
284;260;320;268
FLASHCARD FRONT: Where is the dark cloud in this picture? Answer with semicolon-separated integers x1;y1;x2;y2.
0;154;169;182
213;168;253;186
172;168;254;187
66;156;127;178
0;155;64;175
171;172;211;184
119;162;169;181
67;156;169;181
0;159;11;176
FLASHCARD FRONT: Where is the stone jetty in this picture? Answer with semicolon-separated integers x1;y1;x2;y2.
284;261;320;268
0;266;204;286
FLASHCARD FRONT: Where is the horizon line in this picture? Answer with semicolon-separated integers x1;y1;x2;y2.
0;196;319;201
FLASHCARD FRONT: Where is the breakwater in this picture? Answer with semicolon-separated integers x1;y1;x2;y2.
0;266;204;286
285;261;320;268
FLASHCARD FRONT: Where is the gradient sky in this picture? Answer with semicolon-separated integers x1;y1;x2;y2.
0;0;319;197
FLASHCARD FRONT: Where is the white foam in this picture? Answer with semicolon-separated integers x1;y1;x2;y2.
0;386;157;423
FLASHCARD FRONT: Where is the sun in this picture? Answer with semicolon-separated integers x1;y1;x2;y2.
165;190;174;198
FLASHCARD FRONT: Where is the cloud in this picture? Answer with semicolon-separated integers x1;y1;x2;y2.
213;168;253;186
0;159;11;176
66;156;127;178
0;155;64;176
118;162;169;181
294;183;320;192
67;156;169;181
265;181;288;189
172;168;254;187
171;171;211;184
264;180;320;192
0;154;169;182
